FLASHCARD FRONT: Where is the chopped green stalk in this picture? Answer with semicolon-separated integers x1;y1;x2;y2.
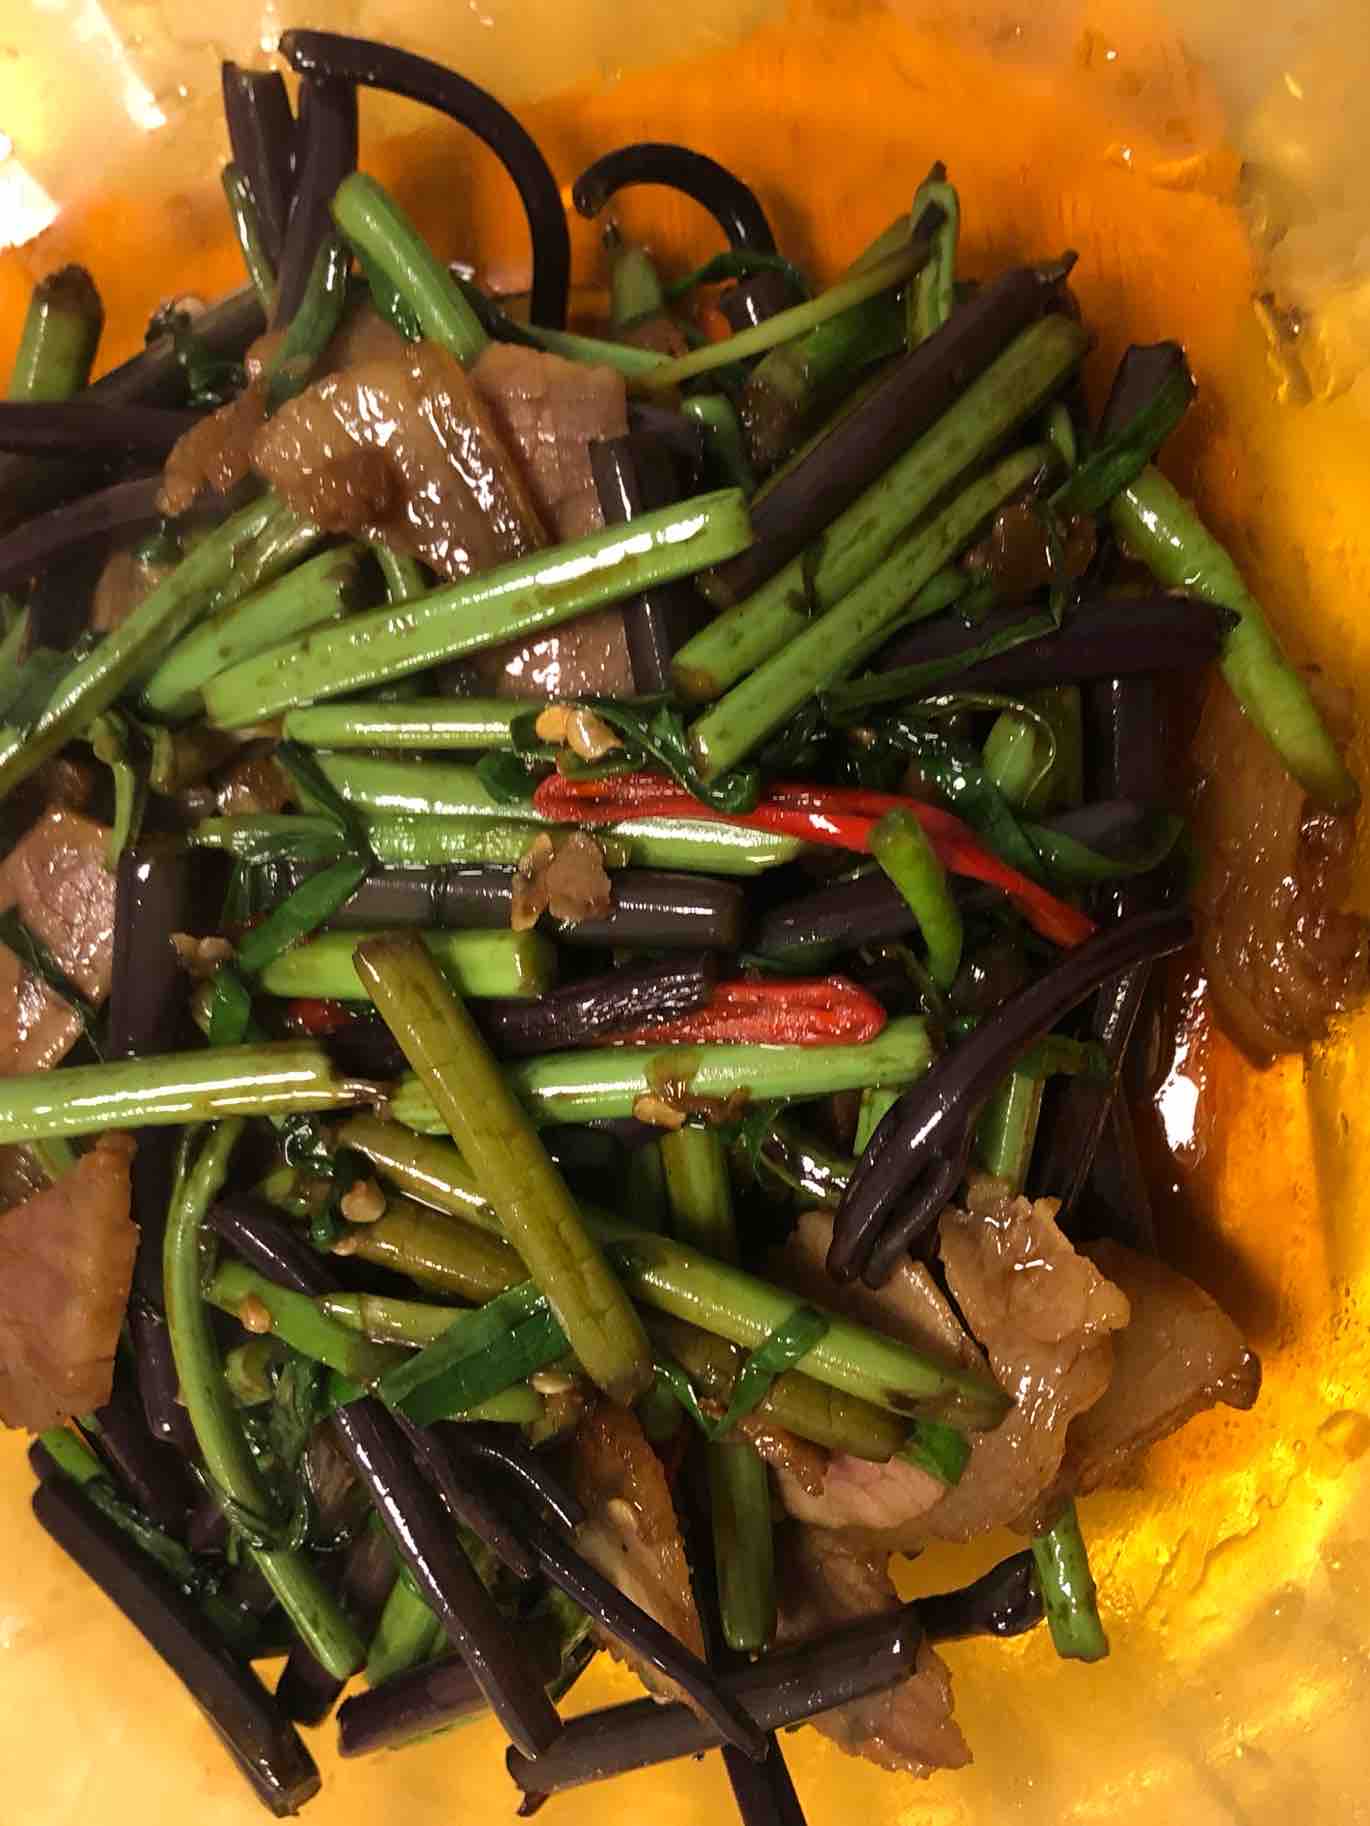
682;395;757;495
646;1314;907;1460
709;1438;776;1653
221;163;278;316
7;266;103;401
164;1123;365;1680
596;816;802;876
205;1261;402;1381
143;547;364;720
332;174;488;367
0;1041;378;1144
190;811;625;870
985;685;1082;815
975;1070;1045;1194
869;809;962;990
203;490;751;727
260;927;556;1003
0;494;303;802
1042;400;1077;470
671;316;1085;701
898;1418;972;1486
224;1337;284;1406
265;234;350;409
853;1085;900;1158
306;754;529;820
284;697;536;750
372;544;429;603
322;1289;467;1348
624;1138;669;1234
391;1016;935;1130
689;444;1053;778
643;240;931;392
1032;1501;1109;1662
354;934;653;1406
740;241;904;470
367;1572;443;1686
336;1196;526;1302
192;805;797;875
608;233;668;332
513;322;668;379
905;167;959;346
1113;465;1358;809
343;1124;1003;1428
337;1116;499;1223
89;710;148;867
660;1126;737;1262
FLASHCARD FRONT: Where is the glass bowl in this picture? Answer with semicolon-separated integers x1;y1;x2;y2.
1;3;1366;1820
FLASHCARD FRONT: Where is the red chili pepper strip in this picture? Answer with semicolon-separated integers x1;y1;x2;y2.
532;773;1095;950
284;996;355;1037
605;976;888;1047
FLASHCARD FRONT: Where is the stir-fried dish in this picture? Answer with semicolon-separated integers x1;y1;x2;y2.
0;29;1364;1821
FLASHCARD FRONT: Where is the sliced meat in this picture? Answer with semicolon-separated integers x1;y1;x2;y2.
0;940;82;1075
1053;1240;1261;1500
467;343;633;700
0;1132;138;1431
771;1209;986;1374
1192;674;1369;1060
735;1413;829;1497
566;1400;704;1697
772;1182;1130;1547
251;340;546;579
91;546;177;634
0;809;117;1001
0;1146;47;1214
774;1526;970;1777
158;381;267;516
217;750;292;817
471;343;628;542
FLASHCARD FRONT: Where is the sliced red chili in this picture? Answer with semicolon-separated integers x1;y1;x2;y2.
604;976;888;1047
283;996;355;1037
531;772;1095;950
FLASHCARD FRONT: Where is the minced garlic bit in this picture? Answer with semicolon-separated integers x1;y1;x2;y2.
530;1369;577;1396
170;932;236;979
605;1496;639;1535
511;831;556;932
340;1177;386;1224
237;1294;273;1335
631;1091;689;1132
534;703;624;763
330;1235;361;1257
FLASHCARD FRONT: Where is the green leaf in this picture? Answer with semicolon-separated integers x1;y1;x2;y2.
586;695;760;814
664;249;810;301
358;250;423;342
275;741;374;858
475;749;544;806
1050;344;1194;518
0;645;72;731
146;305;246;408
822;598;1049;721
235;854;370;978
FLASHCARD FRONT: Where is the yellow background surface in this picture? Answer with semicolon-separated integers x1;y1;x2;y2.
0;2;1367;1820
